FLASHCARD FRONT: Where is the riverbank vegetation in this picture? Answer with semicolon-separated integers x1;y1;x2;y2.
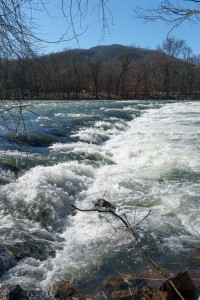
1;39;200;101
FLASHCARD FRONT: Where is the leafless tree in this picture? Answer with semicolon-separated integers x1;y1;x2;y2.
1;1;200;61
136;0;200;32
115;52;133;97
0;0;112;141
0;0;112;59
86;56;102;99
159;37;187;58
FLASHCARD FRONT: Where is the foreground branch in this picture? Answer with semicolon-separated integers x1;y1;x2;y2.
71;203;185;300
135;0;200;33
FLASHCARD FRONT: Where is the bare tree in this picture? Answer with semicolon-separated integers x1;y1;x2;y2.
156;37;188;96
1;1;200;60
115;52;133;97
0;0;112;59
159;37;187;58
0;0;112;142
86;56;102;99
136;0;200;31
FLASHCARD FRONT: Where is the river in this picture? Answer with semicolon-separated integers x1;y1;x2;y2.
0;99;200;293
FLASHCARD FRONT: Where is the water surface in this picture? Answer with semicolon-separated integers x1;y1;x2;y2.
0;99;200;292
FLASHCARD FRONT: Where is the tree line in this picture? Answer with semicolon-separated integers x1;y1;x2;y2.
0;38;200;100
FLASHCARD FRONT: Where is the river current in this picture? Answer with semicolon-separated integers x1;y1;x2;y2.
0;100;200;292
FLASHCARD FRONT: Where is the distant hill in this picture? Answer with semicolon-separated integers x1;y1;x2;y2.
62;44;150;62
84;44;147;60
0;44;199;100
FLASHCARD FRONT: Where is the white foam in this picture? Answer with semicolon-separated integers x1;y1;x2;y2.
1;162;94;231
1;101;200;289
71;119;128;144
39;102;200;286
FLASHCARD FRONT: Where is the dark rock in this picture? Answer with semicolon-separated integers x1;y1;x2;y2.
152;291;169;300
9;285;23;300
111;287;138;299
102;274;147;299
9;241;56;262
9;244;31;261
94;198;116;211
160;270;196;300
142;286;169;300
0;284;23;300
54;281;78;300
0;247;15;276
143;286;174;299
142;285;154;300
0;284;54;300
103;274;146;290
94;199;116;211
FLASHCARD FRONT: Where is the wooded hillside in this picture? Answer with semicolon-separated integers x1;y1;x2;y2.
1;41;200;100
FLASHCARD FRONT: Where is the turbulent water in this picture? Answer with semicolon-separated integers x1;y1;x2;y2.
0;99;200;292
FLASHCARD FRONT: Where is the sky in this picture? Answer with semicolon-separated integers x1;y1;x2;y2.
37;0;200;55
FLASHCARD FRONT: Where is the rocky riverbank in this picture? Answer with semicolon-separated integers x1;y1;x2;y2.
0;259;199;300
0;237;200;299
0;270;199;299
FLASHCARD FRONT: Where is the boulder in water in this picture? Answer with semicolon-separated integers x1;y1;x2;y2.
102;274;146;299
0;284;23;300
0;284;53;300
0;247;15;276
54;281;78;299
159;270;196;300
94;198;116;211
111;287;139;299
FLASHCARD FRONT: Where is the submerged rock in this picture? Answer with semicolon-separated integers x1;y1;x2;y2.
102;274;145;290
0;271;197;300
0;247;15;276
83;270;199;300
143;289;169;300
0;285;23;300
9;240;56;262
111;287;139;299
54;281;79;299
84;274;147;300
0;284;54;300
159;271;196;300
6;134;55;148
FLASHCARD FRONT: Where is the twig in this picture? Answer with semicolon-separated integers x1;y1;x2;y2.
136;210;152;225
71;204;185;300
190;224;200;237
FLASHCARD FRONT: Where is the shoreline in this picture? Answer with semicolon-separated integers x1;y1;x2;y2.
1;91;200;101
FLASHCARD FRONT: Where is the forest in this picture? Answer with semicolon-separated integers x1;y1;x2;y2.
1;38;200;101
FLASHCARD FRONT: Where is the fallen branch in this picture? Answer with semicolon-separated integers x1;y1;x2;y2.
71;203;185;300
136;210;152;225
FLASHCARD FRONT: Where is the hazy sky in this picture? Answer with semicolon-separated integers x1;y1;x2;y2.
39;0;200;55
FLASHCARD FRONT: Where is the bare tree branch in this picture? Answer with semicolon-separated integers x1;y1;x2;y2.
71;203;185;300
0;0;112;59
135;0;200;33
